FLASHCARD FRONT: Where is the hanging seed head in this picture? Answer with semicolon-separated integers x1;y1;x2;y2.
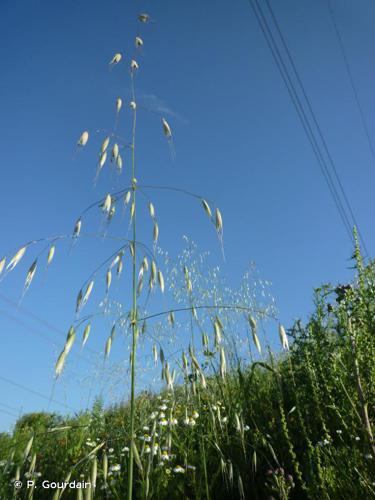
116;154;122;171
117;258;123;276
279;324;289;351
111;143;119;162
124;191;131;205
161;117;172;138
82;323;91;348
152;344;158;365
153;222;159;244
82;280;94;307
135;36;143;48
106;269;112;293
116;97;122;113
47;246;55;267
158;270;165;292
6;246;27;272
252;330;262;354
142;256;149;271
76;288;83;313
182;351;188;370
215;208;223;233
109;53;122;66
129;101;136;110
168;311;175;327
99;150;107;170
129;242;135;258
101;137;110;153
202;332;209;348
104;336;112;358
65;327;76;355
202;199;212;218
130;59;139;71
137;275;143;296
138;13;150;23
24;260;37;291
214;320;222;346
191;306;198;320
55;349;67;377
23;436;34;463
77;131;89;147
148;202;155;219
248;315;257;332
130;201;135;221
0;257;5;275
73;218;82;237
220;347;227;379
103;194;112;213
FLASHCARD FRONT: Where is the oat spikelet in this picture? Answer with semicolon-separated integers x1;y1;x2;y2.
55;349;67;377
202;199;212;218
168;311;175;327
157;270;165;293
106;269;112;293
116;98;122;114
104;336;112;359
153;222;159;244
138;13;150;23
129;242;135;258
101;137;110;153
116;154;122;172
47;246;55;267
214;319;222;346
220;347;227;379
0;257;5;275
6;246;27;272
117;258;123;277
130;59;139;71
77;131;89;147
99;150;107;170
130;201;135;222
161;117;172;138
65;326;76;355
135;36;143;48
103;452;108;483
279;324;289;351
82;323;91;348
124;191;131;205
82;280;94;308
142;256;149;271
111;144;119;162
76;289;83;313
148;202;155;219
73;218;82;238
103;194;112;213
24;260;37;292
109;53;122;66
129;101;136;110
248;315;261;354
215;208;223;233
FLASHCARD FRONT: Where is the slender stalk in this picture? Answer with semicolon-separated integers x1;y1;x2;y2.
128;72;138;500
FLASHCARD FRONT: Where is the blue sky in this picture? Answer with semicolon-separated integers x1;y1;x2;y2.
1;0;375;432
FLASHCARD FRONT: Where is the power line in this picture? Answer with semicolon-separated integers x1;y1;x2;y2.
264;0;370;258
327;0;375;168
246;0;370;257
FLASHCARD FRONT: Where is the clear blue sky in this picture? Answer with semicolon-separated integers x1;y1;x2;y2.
1;0;375;431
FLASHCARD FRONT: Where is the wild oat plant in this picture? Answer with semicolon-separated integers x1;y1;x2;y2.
0;10;375;500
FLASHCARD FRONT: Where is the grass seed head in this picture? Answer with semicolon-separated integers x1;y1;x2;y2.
99;150;107;169
153;222;159;244
105;336;112;358
106;269;112;293
129;101;136;110
215;208;223;233
130;59;139;71
47;246;55;267
279;324;289;351
24;259;37;291
202;199;212;218
73;218;82;237
77;131;89;147
158;270;165;292
111;143;119;162
138;13;150;23
116;97;122;113
82;323;91;348
109;53;122;66
7;246;27;272
55;349;67;377
103;194;112;213
116;154;123;171
101;137;110;153
0;257;5;275
135;36;144;48
148;202;155;219
124;191;131;205
161;117;172;138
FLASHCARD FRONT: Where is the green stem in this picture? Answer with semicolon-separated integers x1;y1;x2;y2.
127;72;137;500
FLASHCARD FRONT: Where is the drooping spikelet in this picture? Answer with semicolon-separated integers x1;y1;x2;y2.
47;246;55;267
130;59;139;71
101;137;110;153
77;131;89;147
111;144;119;162
215;208;223;233
148;202;155;219
161;118;172;138
106;269;112;293
129;101;136;110
6;246;27;272
279;324;289;351
73;218;82;238
220;347;227;379
24;259;37;292
103;194;112;213
138;13;150;23
109;53;122;66
0;257;5;275
157;270;165;293
116;98;122;114
82;323;91;348
202;199;212;218
135;37;143;48
153;222;159;244
248;315;261;354
124;191;131;205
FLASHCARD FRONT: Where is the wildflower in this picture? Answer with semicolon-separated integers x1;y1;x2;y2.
109;464;121;472
143;425;150;431
336;430;342;435
183;417;190;425
192;411;199;419
159;419;168;426
173;466;185;474
221;416;228;424
161;451;170;461
355;436;360;441
159;404;167;411
364;454;373;460
169;418;178;425
159;412;166;419
145;446;151;454
122;446;129;452
188;418;196;427
150;412;158;419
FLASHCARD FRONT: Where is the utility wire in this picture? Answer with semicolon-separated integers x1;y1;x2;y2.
247;0;369;256
327;0;375;168
264;0;370;258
